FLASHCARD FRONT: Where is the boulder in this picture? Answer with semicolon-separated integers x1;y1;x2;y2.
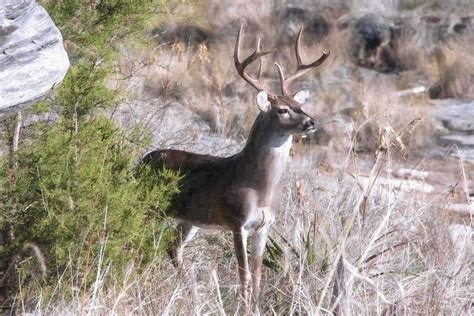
345;14;403;73
276;5;330;47
436;101;474;132
113;99;241;157
419;15;473;45
0;0;69;119
440;135;474;146
435;100;474;162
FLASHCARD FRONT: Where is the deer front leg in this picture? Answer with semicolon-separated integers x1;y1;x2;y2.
251;225;269;303
233;228;250;303
168;222;199;268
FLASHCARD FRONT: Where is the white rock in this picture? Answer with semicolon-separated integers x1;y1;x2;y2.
358;175;434;193
435;101;474;132
0;0;69;118
112;98;241;157
440;134;474;146
388;167;430;180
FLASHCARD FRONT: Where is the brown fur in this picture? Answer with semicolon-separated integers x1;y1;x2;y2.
141;24;328;306
142;98;317;303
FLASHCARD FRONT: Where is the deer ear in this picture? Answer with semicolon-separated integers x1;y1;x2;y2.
256;90;271;112
293;90;310;104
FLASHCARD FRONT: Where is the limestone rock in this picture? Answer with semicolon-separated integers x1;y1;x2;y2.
0;0;70;119
440;134;474;146
435;100;474;162
436;101;474;132
342;14;403;73
113;99;241;157
275;5;330;47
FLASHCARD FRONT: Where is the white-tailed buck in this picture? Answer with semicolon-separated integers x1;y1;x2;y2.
142;25;329;303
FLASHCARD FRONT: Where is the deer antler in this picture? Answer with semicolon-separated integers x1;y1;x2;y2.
234;24;276;98
275;26;330;96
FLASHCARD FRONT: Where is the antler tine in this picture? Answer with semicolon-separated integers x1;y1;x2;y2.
274;62;286;91
279;26;330;96
257;58;263;81
295;27;304;66
234;24;276;97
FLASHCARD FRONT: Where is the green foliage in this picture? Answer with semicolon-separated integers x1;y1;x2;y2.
39;0;170;119
0;117;180;283
264;236;284;272
57;62;116;120
0;0;179;302
41;0;168;62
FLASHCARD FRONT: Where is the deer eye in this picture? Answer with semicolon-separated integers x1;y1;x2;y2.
277;108;289;115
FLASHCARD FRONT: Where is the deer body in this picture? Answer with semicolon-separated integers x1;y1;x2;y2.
141;25;329;304
144;110;297;227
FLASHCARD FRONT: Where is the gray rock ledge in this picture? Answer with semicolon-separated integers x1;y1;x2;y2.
0;0;70;119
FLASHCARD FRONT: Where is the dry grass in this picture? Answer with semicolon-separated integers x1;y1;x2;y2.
113;0;474;153
14;126;472;314
12;0;474;314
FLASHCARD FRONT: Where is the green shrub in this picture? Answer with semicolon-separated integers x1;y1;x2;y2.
0;114;180;290
0;0;179;304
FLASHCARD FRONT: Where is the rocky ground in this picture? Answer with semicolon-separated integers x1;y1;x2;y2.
435;100;474;161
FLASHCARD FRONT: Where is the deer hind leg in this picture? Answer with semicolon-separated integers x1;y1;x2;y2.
233;228;251;304
168;222;199;268
251;226;269;303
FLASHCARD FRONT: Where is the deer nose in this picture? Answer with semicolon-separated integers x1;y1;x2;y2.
303;118;318;132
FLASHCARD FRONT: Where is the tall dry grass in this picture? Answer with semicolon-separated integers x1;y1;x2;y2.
14;118;472;314
12;0;474;314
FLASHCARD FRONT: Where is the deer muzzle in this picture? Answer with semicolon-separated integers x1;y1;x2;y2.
302;117;319;133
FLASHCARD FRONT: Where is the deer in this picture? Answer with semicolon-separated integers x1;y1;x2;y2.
141;24;329;304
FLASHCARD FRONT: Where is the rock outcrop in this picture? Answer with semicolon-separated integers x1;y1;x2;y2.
340;14;403;73
435;100;474;162
0;0;69;119
276;5;331;47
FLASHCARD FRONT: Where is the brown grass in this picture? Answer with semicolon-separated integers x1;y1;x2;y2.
13;0;474;314
14;119;472;314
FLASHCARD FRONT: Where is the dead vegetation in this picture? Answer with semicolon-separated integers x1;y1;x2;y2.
17;125;472;314
11;0;473;314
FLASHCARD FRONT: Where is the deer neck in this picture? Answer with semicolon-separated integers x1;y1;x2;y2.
240;113;292;197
